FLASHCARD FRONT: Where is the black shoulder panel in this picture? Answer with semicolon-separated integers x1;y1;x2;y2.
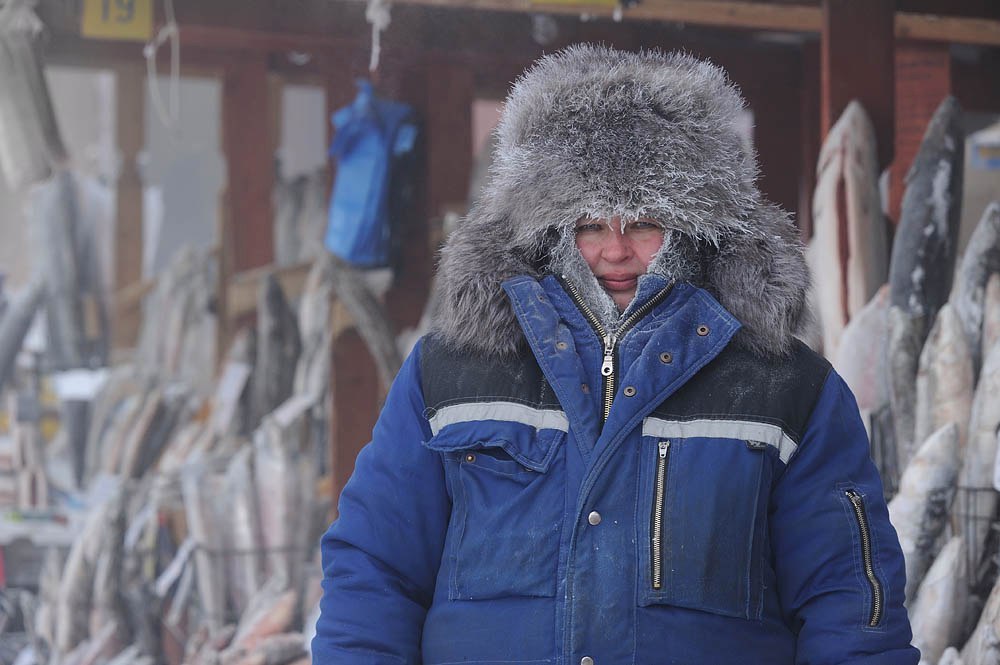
419;334;559;412
653;339;832;444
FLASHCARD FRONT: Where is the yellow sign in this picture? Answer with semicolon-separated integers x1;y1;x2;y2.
81;0;153;42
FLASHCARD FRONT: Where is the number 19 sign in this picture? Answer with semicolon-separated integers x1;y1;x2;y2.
81;0;153;42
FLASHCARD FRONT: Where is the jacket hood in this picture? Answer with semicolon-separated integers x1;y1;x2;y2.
432;44;811;358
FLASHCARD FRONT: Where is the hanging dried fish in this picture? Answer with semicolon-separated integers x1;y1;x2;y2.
983;273;1000;361
249;275;300;428
54;484;124;655
293;257;336;402
888;96;964;346
950;202;1000;375
273;173;307;268
253;412;312;595
953;343;1000;581
221;632;307;665
136;246;217;393
0;279;43;392
908;536;966;665
959;571;1000;664
888;422;959;604
87;490;131;660
26;170;87;369
223;447;263;617
181;461;229;631
808;101;888;357
0;0;66;190
913;305;973;455
887;306;923;470
228;576;299;654
834;285;890;419
327;253;401;390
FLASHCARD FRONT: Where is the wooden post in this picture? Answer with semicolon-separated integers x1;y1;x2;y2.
112;65;145;351
889;41;952;224
739;50;803;230
799;41;822;241
821;0;896;172
384;60;473;330
323;47;366;507
219;56;275;357
221;57;275;273
325;56;476;506
328;328;378;503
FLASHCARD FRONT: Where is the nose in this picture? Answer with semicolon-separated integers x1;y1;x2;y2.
602;225;633;261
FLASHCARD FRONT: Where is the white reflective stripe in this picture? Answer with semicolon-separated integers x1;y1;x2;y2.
642;417;798;463
429;401;569;435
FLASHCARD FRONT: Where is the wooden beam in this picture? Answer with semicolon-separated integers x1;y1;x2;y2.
896;12;1000;46
111;65;146;351
821;0;896;171
392;0;823;32
391;0;1000;45
178;24;346;54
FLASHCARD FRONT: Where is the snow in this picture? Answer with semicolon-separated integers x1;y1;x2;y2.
930;159;952;237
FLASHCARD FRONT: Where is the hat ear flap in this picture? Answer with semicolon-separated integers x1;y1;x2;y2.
704;205;812;357
432;213;536;357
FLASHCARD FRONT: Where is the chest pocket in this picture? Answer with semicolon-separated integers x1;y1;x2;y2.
637;432;773;620
423;419;566;601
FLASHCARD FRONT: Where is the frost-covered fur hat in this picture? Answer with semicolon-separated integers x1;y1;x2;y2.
432;44;811;358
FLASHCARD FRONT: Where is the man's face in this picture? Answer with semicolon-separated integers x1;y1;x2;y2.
574;216;665;311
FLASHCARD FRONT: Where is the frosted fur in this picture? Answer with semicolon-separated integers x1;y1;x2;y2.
432;45;811;357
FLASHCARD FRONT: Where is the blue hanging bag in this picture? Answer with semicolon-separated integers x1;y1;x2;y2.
325;79;417;268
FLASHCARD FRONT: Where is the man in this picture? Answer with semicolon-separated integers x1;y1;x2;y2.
313;45;918;665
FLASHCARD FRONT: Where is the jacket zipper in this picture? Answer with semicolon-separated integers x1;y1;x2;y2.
559;277;673;424
846;489;883;627
651;439;670;590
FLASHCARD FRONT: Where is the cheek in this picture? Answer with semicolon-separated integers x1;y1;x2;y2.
575;237;603;272
635;237;665;268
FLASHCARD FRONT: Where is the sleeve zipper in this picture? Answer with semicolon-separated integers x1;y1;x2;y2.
845;489;884;627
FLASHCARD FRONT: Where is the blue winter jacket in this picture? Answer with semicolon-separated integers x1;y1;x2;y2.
313;274;919;665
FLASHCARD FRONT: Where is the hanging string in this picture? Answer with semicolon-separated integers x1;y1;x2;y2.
143;0;180;133
366;0;392;74
0;0;44;36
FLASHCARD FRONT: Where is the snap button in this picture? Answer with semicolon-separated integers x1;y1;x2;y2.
659;351;673;364
623;386;637;397
556;341;568;350
465;453;476;463
581;657;595;665
588;511;602;526
697;324;710;336
537;293;545;301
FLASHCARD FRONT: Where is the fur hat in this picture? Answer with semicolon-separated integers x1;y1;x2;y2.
432;44;811;358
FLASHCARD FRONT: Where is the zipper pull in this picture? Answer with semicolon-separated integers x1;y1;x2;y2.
658;440;670;458
601;334;616;377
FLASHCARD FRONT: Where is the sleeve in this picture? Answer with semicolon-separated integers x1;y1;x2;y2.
311;342;449;665
769;370;920;665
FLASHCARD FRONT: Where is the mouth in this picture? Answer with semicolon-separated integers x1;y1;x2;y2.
599;275;638;291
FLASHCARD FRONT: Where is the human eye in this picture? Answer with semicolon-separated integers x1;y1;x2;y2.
626;218;664;235
574;220;604;234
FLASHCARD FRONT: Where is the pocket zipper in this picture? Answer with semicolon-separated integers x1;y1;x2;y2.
651;440;670;590
846;489;883;627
